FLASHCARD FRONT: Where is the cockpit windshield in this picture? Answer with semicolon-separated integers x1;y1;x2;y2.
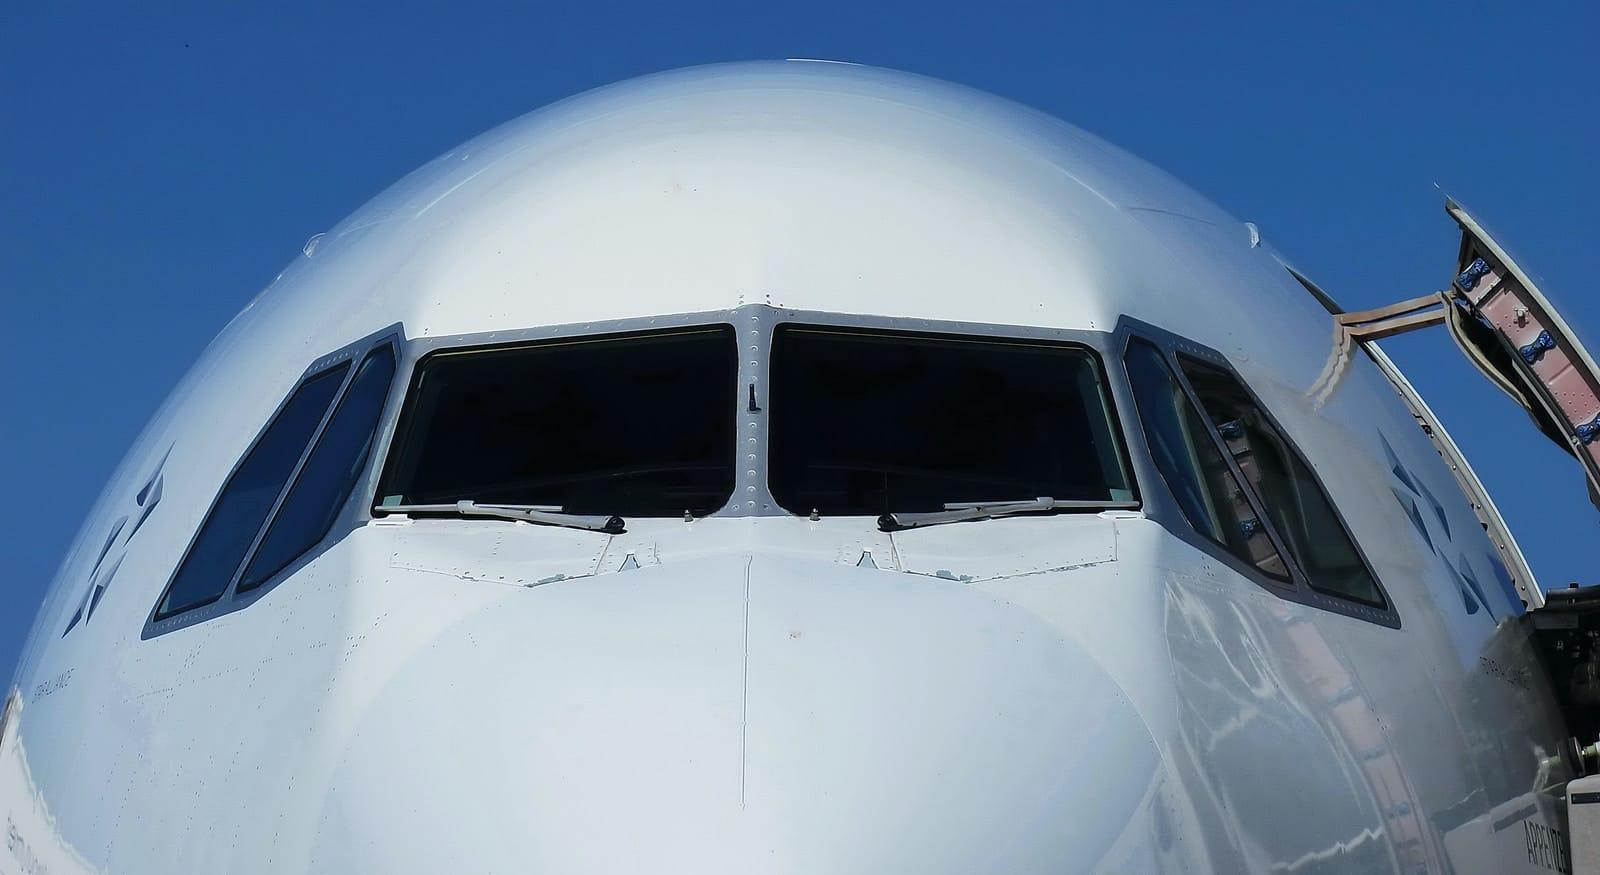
377;326;737;518
768;325;1135;516
375;318;1136;523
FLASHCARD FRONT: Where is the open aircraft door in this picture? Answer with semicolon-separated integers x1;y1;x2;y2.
1436;202;1600;871
1310;199;1600;870
1316;199;1600;510
1442;201;1600;508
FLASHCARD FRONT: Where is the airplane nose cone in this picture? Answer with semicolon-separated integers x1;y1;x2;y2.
312;555;1163;873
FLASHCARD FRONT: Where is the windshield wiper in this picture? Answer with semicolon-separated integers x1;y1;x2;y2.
878;497;1138;532
376;500;625;534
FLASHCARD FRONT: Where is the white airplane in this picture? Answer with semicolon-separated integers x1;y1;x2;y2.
4;61;1598;874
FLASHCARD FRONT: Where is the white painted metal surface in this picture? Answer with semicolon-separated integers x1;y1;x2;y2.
1569;775;1600;874
1;61;1577;873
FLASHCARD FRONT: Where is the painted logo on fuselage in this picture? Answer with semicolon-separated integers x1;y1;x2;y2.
61;447;171;637
1381;433;1519;620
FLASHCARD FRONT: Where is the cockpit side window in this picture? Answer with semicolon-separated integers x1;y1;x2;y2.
154;361;351;620
239;344;397;591
1117;319;1396;626
1123;339;1290;580
149;330;401;631
1179;358;1386;608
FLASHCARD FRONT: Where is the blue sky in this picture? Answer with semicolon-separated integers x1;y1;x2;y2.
2;2;1596;677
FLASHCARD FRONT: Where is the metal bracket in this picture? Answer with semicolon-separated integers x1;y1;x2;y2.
1308;291;1449;408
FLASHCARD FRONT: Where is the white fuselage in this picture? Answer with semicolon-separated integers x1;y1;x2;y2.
1;62;1572;873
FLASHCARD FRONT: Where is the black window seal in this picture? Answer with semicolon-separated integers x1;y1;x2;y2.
1114;316;1401;630
142;324;405;639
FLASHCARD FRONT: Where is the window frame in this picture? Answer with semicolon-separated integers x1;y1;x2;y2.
142;306;1397;634
1114;317;1400;629
143;325;404;638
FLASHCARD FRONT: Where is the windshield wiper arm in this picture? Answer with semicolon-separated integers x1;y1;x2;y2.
376;500;625;534
878;497;1137;532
